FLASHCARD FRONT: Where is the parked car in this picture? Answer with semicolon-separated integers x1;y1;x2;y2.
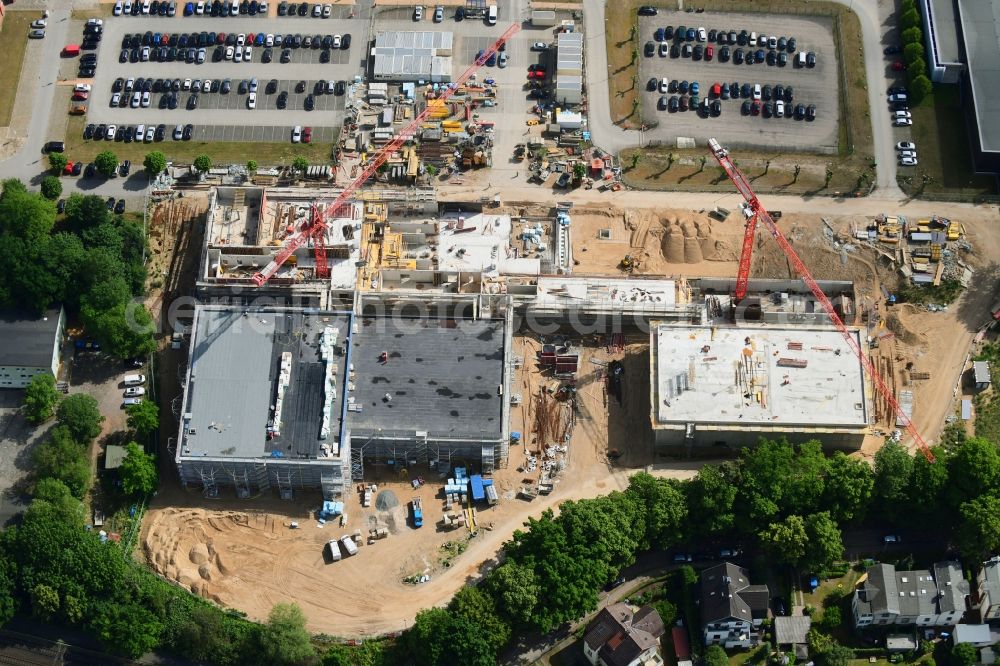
638;5;658;15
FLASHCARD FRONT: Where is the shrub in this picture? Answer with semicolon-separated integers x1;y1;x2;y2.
40;176;62;200
900;8;921;31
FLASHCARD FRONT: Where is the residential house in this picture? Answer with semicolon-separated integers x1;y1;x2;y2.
582;603;665;666
852;561;969;628
0;307;65;388
774;615;811;660
972;557;1000;622
953;624;1000;648
701;562;770;648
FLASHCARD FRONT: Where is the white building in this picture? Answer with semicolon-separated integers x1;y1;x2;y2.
0;307;65;388
371;31;453;82
701;563;770;648
852;561;968;628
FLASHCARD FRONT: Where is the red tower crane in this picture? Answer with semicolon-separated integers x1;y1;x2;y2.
252;23;522;286
707;138;935;462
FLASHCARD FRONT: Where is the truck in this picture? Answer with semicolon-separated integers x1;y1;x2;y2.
327;540;342;562
411;498;423;528
340;535;358;556
369;527;389;541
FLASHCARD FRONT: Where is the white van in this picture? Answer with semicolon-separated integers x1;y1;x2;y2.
487;4;497;24
327;540;342;561
796;51;807;67
340;535;358;556
122;397;143;407
124;373;146;386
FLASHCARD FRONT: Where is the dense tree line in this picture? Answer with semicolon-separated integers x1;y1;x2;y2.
0;180;155;358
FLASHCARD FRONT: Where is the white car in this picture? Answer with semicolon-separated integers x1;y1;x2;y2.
413;5;423;20
888;93;908;103
896;141;916;151
125;77;135;91
532;42;549;51
332;34;342;49
234;47;243;63
225;45;235;60
312;3;322;16
122;397;143;407
110;92;121;106
31;19;47;29
237;33;246;46
87;18;104;26
893;117;913;127
136;124;145;138
899;150;917;159
141;46;151;61
113;1;123;15
433;5;444;22
249;77;258;93
74;83;92;93
196;0;205;13
142;0;151;13
326;80;336;93
323;4;332;17
775;99;785;117
768;35;778;49
145;126;155;142
230;0;239;15
202;79;212;92
697;27;706;41
292;125;302;143
130;91;141;107
182;78;192;90
752;84;762;101
244;46;252;62
106;124;117;140
141;91;150;107
893;110;912;119
659;78;668;93
265;33;274;47
124;0;133;13
173;124;184;140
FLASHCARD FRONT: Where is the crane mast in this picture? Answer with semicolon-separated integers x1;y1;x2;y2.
252;22;522;287
707;138;934;462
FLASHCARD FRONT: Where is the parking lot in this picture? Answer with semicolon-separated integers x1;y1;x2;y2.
82;13;369;140
637;10;839;153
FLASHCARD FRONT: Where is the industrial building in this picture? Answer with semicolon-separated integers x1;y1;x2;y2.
648;278;870;451
555;31;583;106
175;303;513;497
371;31;454;82
0;307;65;389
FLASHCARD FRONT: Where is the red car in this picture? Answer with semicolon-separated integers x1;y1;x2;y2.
63;161;75;175
247;32;256;44
711;82;721;97
217;32;226;44
72;91;89;101
528;70;545;79
705;45;714;60
751;100;761;115
302;127;312;144
892;61;905;71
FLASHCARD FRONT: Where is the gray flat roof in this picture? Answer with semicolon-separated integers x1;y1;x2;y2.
347;317;505;440
957;0;1000;152
654;323;868;428
181;308;350;460
372;31;453;81
0;308;62;368
928;0;961;64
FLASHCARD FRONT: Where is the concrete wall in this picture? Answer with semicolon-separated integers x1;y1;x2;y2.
177;457;349;497
653;425;866;452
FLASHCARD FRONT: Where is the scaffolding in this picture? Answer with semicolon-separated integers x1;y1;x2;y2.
197;466;219;498
276;466;296;499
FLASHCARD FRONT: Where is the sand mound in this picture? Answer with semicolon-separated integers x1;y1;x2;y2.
189;543;210;565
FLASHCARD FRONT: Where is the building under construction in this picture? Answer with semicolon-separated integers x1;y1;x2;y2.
648;280;870;451
174;304;513;497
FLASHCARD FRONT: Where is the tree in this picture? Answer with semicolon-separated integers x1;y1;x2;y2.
909;75;933;103
89;600;163;658
759;514;808;566
32;426;91;498
0;186;57;244
40;176;62;200
952;643;977;666
907;57;927;82
823;453;874;522
904;42;926;64
143;151;167;176
120;442;158;496
803;512;843;570
573;162;586;180
820;606;842;630
819;641;854;666
874;440;913;521
291;157;309;175
900;8;921;30
900;0;916;13
23;374;59;424
407;608;453;666
447;587;511;664
902;27;923;45
246;159;258;173
626;473;687;549
30;583;60;621
631;153;641;169
258;603;315;666
0;557;15;627
705;645;729;666
57;393;104;443
126;400;159;436
94;151;119;178
946;437;1000;508
48;152;68;174
483;562;539;627
32;478;85;523
193;155;212;173
685;464;737;538
909;448;949;518
956;495;1000;559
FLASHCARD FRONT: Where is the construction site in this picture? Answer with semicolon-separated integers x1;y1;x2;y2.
142;127;1000;636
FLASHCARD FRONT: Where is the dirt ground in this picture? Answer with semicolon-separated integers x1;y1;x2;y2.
141;334;700;637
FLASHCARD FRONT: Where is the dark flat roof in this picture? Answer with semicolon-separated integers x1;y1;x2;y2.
348;317;505;440
0;308;62;368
